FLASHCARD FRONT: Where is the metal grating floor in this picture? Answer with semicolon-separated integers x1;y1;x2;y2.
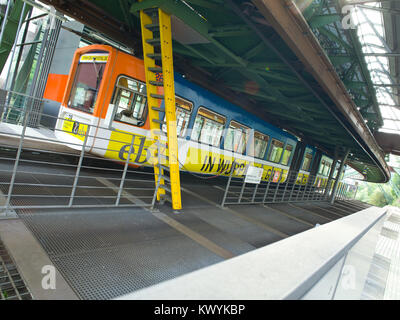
0;238;32;300
19;207;224;300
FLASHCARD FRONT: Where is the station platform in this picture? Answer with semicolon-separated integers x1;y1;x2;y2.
0;166;372;299
0;122;80;155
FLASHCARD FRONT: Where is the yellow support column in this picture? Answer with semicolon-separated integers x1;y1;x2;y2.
139;6;182;210
158;9;182;210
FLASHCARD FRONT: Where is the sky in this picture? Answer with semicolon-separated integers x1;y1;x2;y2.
352;2;400;133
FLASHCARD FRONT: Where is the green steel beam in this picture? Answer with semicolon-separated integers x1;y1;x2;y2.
355;99;370;108
344;80;367;89
227;82;328;117
214;42;267;80
0;0;31;73
328;55;355;65
174;43;218;65
185;0;226;10
317;27;352;52
130;0;210;37
304;0;383;128
118;0;135;32
208;25;252;37
309;14;341;28
346;26;383;127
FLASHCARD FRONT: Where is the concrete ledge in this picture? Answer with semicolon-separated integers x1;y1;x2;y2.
116;206;387;300
0;219;78;300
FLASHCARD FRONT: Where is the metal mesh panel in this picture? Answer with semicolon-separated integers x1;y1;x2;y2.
0;238;32;300
19;207;223;300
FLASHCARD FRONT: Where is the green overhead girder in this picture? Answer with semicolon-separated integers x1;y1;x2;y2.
208;25;252;37
130;0;210;38
328;55;354;65
309;14;341;28
317;27;352;52
0;0;31;73
302;0;383;129
346;26;383;127
193;60;291;71
344;81;367;90
354;99;370;108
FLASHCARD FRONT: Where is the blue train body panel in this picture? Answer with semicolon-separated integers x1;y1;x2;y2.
171;73;298;164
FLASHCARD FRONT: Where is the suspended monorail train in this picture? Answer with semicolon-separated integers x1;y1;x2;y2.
54;44;343;186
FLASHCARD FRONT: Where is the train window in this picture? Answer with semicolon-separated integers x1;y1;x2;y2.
333;166;339;178
323;162;331;176
113;76;147;126
267;139;284;163
162;97;192;137
224;121;250;155
301;152;313;171
318;160;325;175
281;144;294;166
68;53;108;113
253;131;269;159
326;163;332;176
191;107;225;147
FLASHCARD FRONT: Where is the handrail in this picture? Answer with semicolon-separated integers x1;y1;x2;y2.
116;206;387;300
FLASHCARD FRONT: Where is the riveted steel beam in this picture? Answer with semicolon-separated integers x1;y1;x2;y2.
251;0;390;183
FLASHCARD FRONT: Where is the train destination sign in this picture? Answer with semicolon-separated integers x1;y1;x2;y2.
244;166;264;184
79;53;109;63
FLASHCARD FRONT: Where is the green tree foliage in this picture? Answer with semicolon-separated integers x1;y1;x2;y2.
355;155;400;207
369;189;388;207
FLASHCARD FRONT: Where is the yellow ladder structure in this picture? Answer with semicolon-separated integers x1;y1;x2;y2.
140;7;182;210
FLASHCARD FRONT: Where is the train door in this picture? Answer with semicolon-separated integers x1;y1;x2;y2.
56;50;110;152
102;75;152;165
298;147;314;184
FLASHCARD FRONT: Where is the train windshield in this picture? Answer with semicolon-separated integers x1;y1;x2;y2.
68;52;108;113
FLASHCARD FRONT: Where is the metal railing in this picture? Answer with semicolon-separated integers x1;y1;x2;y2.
0;89;44;127
0;91;359;216
221;163;355;207
335;182;358;201
0;91;162;216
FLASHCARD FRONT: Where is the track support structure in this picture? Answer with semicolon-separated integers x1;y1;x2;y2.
330;148;350;204
140;5;182;210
